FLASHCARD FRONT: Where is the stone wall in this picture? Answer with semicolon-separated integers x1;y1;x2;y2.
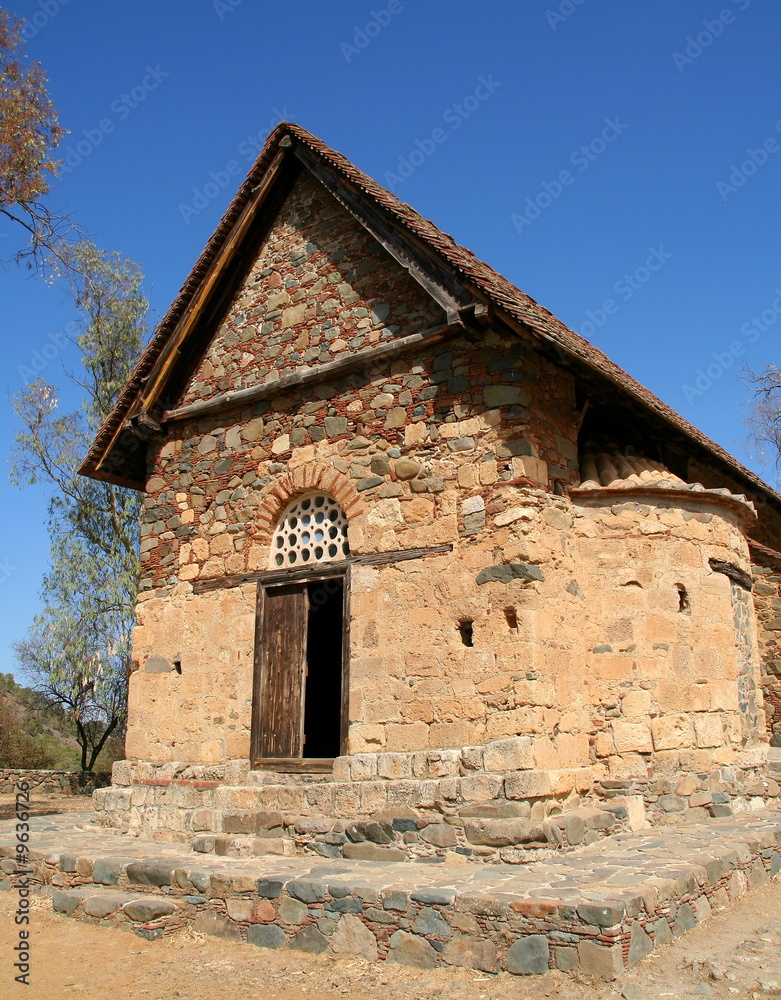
128;480;765;785
181;171;446;408
20;813;781;981
751;557;781;745
140;327;578;594
0;769;110;795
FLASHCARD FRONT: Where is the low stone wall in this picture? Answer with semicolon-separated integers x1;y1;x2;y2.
186;802;628;864
0;769;111;796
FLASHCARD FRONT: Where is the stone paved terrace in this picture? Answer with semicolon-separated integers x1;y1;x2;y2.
3;809;781;981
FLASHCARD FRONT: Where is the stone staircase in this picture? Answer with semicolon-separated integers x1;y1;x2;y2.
4;807;781;980
187;801;628;864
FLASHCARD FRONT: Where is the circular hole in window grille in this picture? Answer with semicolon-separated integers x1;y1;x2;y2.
270;492;349;568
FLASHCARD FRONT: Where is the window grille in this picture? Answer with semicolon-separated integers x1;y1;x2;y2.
270;492;349;568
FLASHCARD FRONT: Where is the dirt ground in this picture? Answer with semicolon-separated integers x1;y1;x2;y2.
2;877;781;1000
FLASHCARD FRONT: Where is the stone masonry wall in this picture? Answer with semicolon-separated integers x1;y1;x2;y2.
573;494;765;781
130;483;764;781
751;558;781;745
180;170;446;408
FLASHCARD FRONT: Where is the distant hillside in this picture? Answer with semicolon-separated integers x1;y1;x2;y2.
0;673;123;772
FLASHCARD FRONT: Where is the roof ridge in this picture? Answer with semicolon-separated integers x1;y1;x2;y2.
79;122;781;515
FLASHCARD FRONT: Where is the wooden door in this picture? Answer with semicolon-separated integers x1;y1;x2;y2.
251;584;308;759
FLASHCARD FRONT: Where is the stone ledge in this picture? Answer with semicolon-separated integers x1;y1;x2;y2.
4;808;781;980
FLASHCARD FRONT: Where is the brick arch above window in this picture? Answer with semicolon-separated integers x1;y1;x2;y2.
254;462;364;544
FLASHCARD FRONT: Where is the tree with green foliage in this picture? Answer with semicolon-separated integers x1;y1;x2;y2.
0;695;57;769
0;5;79;270
12;240;147;771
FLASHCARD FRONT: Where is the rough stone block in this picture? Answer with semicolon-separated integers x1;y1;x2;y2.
419;823;458;848
483;737;534;772
83;893;131;918
92;857;131;885
651;715;695;751
51;888;89;916
247;923;286;949
576;902;624;927
122;898;177;922
627;921;653;966
387;930;438;969
464;819;545;847
577;940;624;980
286;879;327;903
506;935;550;975
125;861;177;887
442;933;499;973
278;897;308;924
291;924;328;953
342;842;406;862
194;910;242;941
330;913;378;961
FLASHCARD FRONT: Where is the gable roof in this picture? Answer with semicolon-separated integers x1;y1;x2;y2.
78;122;781;519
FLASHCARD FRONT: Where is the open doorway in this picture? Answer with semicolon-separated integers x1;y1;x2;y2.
302;577;344;758
250;572;347;768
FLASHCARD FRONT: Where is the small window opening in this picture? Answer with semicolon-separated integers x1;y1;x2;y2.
173;659;182;675
677;585;690;613
504;607;519;632
458;619;474;647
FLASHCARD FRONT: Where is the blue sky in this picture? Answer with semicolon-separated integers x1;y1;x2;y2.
1;0;780;676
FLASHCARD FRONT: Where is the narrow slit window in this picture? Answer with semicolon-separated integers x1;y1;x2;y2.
458;620;474;647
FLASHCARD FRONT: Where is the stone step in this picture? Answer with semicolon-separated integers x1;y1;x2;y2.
185;803;624;863
50;885;183;939
3;808;781;980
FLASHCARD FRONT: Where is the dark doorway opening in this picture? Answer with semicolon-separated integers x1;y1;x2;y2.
302;577;344;758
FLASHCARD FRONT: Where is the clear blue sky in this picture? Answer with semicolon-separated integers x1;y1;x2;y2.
1;0;780;676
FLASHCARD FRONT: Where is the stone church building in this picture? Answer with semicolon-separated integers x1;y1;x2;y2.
82;123;781;854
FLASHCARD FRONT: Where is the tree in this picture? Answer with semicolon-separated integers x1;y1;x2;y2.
0;6;77;270
0;695;56;769
11;240;147;771
745;364;781;481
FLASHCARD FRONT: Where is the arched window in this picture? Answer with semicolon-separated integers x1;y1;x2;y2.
270;492;349;568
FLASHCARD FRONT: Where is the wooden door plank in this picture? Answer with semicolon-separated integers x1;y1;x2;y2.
254;584;308;758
